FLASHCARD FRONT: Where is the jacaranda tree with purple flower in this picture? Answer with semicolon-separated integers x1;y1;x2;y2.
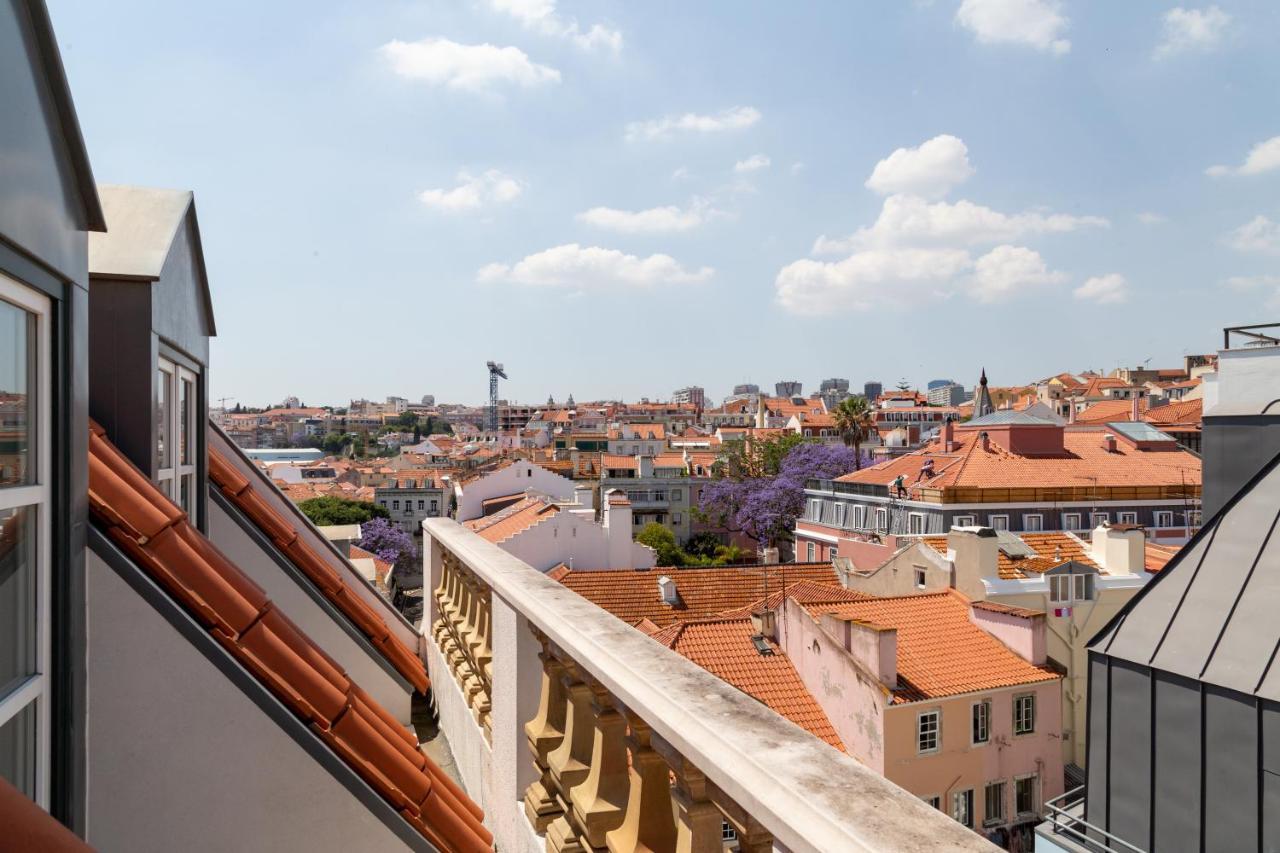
358;517;419;575
698;439;868;547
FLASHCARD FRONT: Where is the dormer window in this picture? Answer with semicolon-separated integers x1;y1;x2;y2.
157;358;198;523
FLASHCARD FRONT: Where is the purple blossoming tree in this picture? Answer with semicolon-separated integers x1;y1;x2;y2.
698;442;869;547
358;517;419;575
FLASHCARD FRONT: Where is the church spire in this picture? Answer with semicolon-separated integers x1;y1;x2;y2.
973;368;995;419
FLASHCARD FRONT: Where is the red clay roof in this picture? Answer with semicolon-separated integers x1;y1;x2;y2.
650;617;845;750
209;446;428;693
556;563;842;628
462;496;559;543
714;578;873;619
0;777;91;851
805;591;1059;704
1144;542;1181;573
920;531;1100;579
90;423;489;852
836;427;1201;494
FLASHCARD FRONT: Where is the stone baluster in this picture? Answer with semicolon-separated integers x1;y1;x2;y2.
652;734;723;853
708;782;774;853
605;713;677;853
524;634;567;832
568;676;630;848
545;658;595;853
469;584;493;737
432;552;452;646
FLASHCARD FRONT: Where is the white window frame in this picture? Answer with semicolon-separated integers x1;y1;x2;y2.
908;512;926;535
156;357;199;525
1117;511;1138;525
914;567;927;589
953;515;976;528
852;504;866;530
1063;512;1083;531
1090;511;1110;528
922;795;942;810
875;507;888;531
1022;513;1044;532
917;709;940;754
0;276;52;808
1013;693;1036;736
806;541;816;562
1049;575;1071;604
989;514;1009;531
972;698;991;745
834;502;846;528
1154;510;1174;528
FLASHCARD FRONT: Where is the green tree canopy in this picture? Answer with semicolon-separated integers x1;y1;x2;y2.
635;522;686;567
297;495;388;526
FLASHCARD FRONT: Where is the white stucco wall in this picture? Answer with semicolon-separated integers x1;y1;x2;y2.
455;460;577;521
500;512;656;572
208;500;412;723
86;550;413;853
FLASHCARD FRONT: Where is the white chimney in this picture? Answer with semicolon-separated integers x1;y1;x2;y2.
658;575;678;605
1103;433;1117;453
602;489;633;569
761;546;780;564
1091;523;1144;576
949;526;1000;586
573;484;594;509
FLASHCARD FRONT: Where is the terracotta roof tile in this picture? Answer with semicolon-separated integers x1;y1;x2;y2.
650;617;845;750
557;563;842;628
714;579;873;619
89;423;490;852
806;591;1059;704
0;777;92;852
209;446;428;693
919;531;1100;579
1144;541;1181;573
462;496;559;543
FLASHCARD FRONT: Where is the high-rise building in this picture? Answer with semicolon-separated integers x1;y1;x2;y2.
775;380;803;397
732;383;760;396
420;394;435;406
820;378;850;394
671;386;706;408
926;378;955;391
864;381;883;401
926;383;968;407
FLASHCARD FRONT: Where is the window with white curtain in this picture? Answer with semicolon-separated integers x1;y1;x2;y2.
0;276;51;807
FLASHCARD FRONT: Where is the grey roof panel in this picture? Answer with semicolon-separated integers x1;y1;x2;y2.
1107;421;1176;443
1093;448;1280;702
966;410;1060;427
89;185;193;279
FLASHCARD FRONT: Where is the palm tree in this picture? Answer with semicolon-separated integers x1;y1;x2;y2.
832;396;875;469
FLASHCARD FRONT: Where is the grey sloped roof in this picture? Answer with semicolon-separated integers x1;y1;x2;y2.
1091;449;1280;701
89;185;193;279
966;410;1060;427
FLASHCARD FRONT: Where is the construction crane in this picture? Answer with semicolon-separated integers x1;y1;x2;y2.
486;361;507;432
216;396;236;411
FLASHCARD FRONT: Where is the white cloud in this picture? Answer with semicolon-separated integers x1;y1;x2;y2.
625;106;761;142
865;135;974;199
1074;273;1130;304
956;0;1070;55
487;0;622;52
790;161;806;175
734;154;771;173
813;194;1108;254
1222;275;1280;308
1155;6;1230;59
379;38;560;92
576;199;717;234
775;248;972;315
418;170;524;213
1137;211;1168;225
1225;215;1280;254
671;166;691;181
478;243;713;289
967;245;1067;302
1207;136;1280;178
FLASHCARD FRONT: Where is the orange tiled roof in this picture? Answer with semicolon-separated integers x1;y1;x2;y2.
714;579;873;619
650;617;845;750
836;427;1200;494
1145;398;1203;425
90;424;490;852
1144;541;1181;573
209;446;428;693
556;563;842;628
349;544;394;585
806;591;1059;704
653;453;687;469
919;531;1100;579
608;423;667;440
462;496;558;543
600;454;638;470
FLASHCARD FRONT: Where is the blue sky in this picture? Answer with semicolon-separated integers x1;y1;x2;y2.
49;0;1280;406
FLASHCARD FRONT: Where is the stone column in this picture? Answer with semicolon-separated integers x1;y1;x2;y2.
545;659;594;853
569;677;630;848
605;713;677;853
523;636;567;832
653;734;723;853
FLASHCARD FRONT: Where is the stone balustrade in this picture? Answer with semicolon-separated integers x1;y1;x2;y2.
422;517;997;853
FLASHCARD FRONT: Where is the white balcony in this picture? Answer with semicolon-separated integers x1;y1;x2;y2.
422;517;998;852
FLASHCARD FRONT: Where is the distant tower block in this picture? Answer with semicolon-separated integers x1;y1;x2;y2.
486;361;507;431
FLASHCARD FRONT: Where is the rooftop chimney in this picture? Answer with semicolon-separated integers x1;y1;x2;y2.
602;488;634;568
657;575;678;605
1103;433;1117;453
750;608;778;641
979;431;991;452
1131;394;1141;422
948;526;1000;597
1091;523;1144;576
941;417;955;452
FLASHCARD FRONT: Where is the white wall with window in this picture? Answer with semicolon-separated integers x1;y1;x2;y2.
989;514;1009;531
1022;513;1043;532
0;276;51;806
1063;512;1083;531
156;357;198;524
1154;510;1174;528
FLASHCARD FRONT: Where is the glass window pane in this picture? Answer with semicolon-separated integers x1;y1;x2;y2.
0;700;36;797
179;376;193;465
180;475;191;514
0;506;36;698
157;368;171;469
0;300;34;488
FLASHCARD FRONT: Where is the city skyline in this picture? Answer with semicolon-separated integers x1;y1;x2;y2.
48;0;1280;405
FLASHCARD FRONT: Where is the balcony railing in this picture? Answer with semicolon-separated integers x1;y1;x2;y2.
1038;787;1144;853
423;517;997;852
